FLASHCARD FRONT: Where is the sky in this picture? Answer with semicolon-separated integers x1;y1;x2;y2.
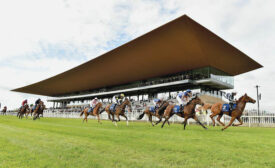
0;0;274;111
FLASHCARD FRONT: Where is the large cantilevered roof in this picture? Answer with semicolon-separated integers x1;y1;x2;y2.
13;15;262;97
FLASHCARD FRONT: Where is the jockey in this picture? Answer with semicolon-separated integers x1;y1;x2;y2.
112;93;125;111
89;97;99;112
224;92;237;111
176;89;192;110
21;99;28;110
112;93;125;105
153;98;161;110
33;98;41;110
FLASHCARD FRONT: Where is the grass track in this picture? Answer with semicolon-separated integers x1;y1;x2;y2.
0;115;275;168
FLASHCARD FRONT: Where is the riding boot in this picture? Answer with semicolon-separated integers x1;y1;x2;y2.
113;104;117;113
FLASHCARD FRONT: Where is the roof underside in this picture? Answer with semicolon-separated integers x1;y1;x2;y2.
13;15;262;97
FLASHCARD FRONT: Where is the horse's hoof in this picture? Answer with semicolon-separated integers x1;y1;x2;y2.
221;128;224;131
205;127;208;130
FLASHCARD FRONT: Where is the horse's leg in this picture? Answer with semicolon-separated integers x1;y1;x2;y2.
221;117;236;131
149;115;154;126
154;116;162;125
161;117;168;128
116;113;120;122
182;117;189;130
121;114;129;126
85;113;88;123
193;115;208;130
96;114;101;124
209;113;217;126
167;113;174;126
232;117;243;126
161;115;172;128
111;113;117;126
216;114;225;126
82;113;85;123
108;113;112;120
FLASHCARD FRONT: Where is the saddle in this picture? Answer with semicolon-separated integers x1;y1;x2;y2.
88;107;93;113
173;105;182;113
110;104;117;113
33;105;41;111
149;106;156;113
221;103;237;116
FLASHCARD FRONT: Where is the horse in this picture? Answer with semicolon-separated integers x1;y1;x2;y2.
210;93;256;131
33;101;46;120
18;104;30;119
161;96;207;130
137;100;170;126
1;106;7;115
197;104;212;114
80;102;105;123
25;105;34;118
104;98;132;126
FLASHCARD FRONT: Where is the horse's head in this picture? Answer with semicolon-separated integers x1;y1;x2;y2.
191;96;204;106
243;93;256;104
122;98;132;112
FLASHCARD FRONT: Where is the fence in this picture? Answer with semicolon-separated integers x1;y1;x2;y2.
4;108;275;127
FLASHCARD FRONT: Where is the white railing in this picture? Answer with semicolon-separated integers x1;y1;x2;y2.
5;110;275;127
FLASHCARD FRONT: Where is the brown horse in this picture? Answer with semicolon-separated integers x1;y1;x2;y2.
33;101;46;120
210;93;256;131
137;100;170;126
80;102;105;123
161;96;207;130
2;106;7;115
197;104;212;114
18;104;30;119
104;98;132;126
25;105;34;118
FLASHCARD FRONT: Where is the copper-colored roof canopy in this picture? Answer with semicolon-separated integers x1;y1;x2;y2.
13;15;262;96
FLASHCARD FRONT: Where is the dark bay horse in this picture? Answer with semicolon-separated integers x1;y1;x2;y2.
104;98;132;126
1;106;7;115
18;105;30;119
210;93;256;131
161;96;207;130
80;102;105;123
33;101;46;120
137;100;170;126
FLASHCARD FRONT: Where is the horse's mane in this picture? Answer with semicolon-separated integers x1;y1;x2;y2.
236;95;244;103
186;96;199;106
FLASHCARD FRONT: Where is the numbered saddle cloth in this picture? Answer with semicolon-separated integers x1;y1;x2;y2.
110;104;116;112
88;107;93;113
149;106;156;113
222;104;237;112
173;105;181;113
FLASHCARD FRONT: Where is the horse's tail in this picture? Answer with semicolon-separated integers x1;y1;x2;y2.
99;108;105;114
80;111;84;117
137;112;145;120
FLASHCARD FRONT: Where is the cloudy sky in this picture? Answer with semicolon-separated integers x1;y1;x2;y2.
0;0;274;111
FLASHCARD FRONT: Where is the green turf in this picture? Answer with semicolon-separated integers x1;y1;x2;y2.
0;115;274;168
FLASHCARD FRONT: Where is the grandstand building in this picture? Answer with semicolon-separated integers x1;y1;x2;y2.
12;15;262;108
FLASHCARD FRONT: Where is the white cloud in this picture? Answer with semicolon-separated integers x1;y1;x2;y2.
0;0;274;112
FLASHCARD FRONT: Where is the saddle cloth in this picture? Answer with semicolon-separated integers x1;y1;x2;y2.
149;106;156;113
173;105;181;113
222;104;237;112
110;104;116;112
